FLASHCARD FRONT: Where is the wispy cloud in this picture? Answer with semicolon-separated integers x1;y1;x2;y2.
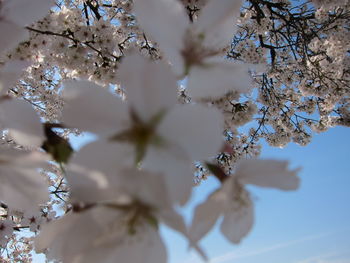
210;231;338;263
295;251;350;263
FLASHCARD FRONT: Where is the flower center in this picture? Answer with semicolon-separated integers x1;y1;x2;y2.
232;179;251;208
181;30;222;75
105;200;158;235
110;109;166;165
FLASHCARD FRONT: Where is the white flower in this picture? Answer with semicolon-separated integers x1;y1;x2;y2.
0;98;45;147
0;219;14;247
0;0;55;53
0;61;30;96
189;159;300;244
0;147;49;213
0;61;45;148
35;168;189;263
62;53;224;204
133;0;251;99
36;206;168;263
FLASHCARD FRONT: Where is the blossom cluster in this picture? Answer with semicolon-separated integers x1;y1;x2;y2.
0;0;348;262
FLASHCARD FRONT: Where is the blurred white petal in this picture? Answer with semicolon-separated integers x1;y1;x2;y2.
3;0;54;26
220;197;254;244
119;53;178;122
36;206;167;263
62;80;129;137
0;149;49;212
35;208;119;262
188;59;251;99
236;159;300;190
196;0;243;48
189;190;224;243
160;208;187;236
80;220;167;263
0;61;30;95
0;98;45;147
142;146;193;205
159;104;224;161
67;140;134;203
0;21;28;55
133;0;188;75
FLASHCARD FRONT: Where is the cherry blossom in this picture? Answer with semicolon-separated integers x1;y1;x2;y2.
35;167;189;263
133;0;252;99
0;0;54;53
0;147;49;213
0;98;45;147
62;53;224;204
190;159;300;244
0;0;347;261
0;219;14;247
0;61;29;96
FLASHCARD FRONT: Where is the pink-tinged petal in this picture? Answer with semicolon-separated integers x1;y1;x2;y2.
189;190;224;243
0;98;45;147
119;53;178;122
0;21;28;56
220;197;254;244
3;0;55;26
62;80;129;137
159;104;224;161
236;159;301;190
142;145;193;205
196;0;243;48
67;140;134;203
188;59;251;99
0;61;30;95
133;0;188;75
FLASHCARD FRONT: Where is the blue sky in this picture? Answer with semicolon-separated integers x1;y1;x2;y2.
162;126;350;263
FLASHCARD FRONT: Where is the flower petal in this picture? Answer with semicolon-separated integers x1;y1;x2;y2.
35;213;76;257
158;104;224;161
133;0;188;75
79;220;168;263
35;207;121;262
67;140;134;203
189;190;224;243
119;53;178;122
188;59;251;99
220;197;254;244
159;208;187;237
62;80;129;137
3;0;54;26
236;159;300;190
0;21;28;56
0;150;49;213
142;145;193;205
0;98;45;147
0;61;30;95
159;206;211;261
196;0;243;48
37;206;167;263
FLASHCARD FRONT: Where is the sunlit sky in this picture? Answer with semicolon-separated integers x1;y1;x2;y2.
163;126;350;263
